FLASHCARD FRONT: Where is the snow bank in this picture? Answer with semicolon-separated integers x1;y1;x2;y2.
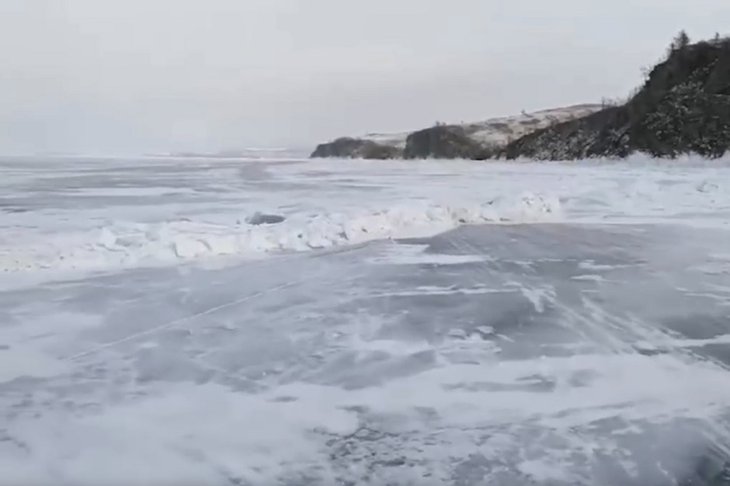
0;194;560;276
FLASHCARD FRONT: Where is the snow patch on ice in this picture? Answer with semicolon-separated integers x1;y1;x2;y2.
0;347;69;382
375;285;511;297
572;274;606;282
365;244;491;266
507;283;555;314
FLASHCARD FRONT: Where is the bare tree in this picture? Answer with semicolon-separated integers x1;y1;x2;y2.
670;30;691;52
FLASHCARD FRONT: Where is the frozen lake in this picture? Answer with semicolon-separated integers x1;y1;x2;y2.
2;155;730;484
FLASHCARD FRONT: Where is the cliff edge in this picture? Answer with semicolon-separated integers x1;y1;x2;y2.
505;35;730;160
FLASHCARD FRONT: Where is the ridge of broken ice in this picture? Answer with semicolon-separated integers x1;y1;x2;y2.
0;194;559;278
2;154;730;285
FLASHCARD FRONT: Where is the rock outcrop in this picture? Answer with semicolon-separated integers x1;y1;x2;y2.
403;125;492;160
505;36;730;160
310;137;402;159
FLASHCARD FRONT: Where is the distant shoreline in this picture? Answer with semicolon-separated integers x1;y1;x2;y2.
312;33;730;162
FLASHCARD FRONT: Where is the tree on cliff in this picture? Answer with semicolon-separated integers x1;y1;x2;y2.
670;30;691;53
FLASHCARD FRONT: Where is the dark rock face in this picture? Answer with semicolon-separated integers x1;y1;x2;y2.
246;212;286;225
503;107;632;160
310;137;401;159
403;126;492;160
505;38;730;160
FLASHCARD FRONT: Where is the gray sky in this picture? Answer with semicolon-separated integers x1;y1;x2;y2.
1;0;729;154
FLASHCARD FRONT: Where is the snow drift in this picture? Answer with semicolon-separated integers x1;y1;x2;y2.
0;194;560;276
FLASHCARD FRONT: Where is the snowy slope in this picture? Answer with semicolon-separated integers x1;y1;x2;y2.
465;104;603;147
360;104;603;150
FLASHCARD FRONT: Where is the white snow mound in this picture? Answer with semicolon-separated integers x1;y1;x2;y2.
0;194;560;276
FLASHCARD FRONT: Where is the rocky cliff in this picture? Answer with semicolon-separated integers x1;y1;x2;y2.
312;34;730;162
403;125;491;160
505;36;730;160
310;137;401;159
311;105;602;160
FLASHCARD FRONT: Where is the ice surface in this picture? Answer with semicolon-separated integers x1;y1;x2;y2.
2;155;730;484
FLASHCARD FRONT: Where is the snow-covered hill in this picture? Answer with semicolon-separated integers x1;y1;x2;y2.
311;104;603;159
463;104;603;147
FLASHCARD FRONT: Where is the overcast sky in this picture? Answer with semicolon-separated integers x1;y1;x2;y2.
1;0;729;154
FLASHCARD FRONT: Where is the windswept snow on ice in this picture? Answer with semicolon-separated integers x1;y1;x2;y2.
3;223;730;484
2;155;730;284
3;155;730;484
